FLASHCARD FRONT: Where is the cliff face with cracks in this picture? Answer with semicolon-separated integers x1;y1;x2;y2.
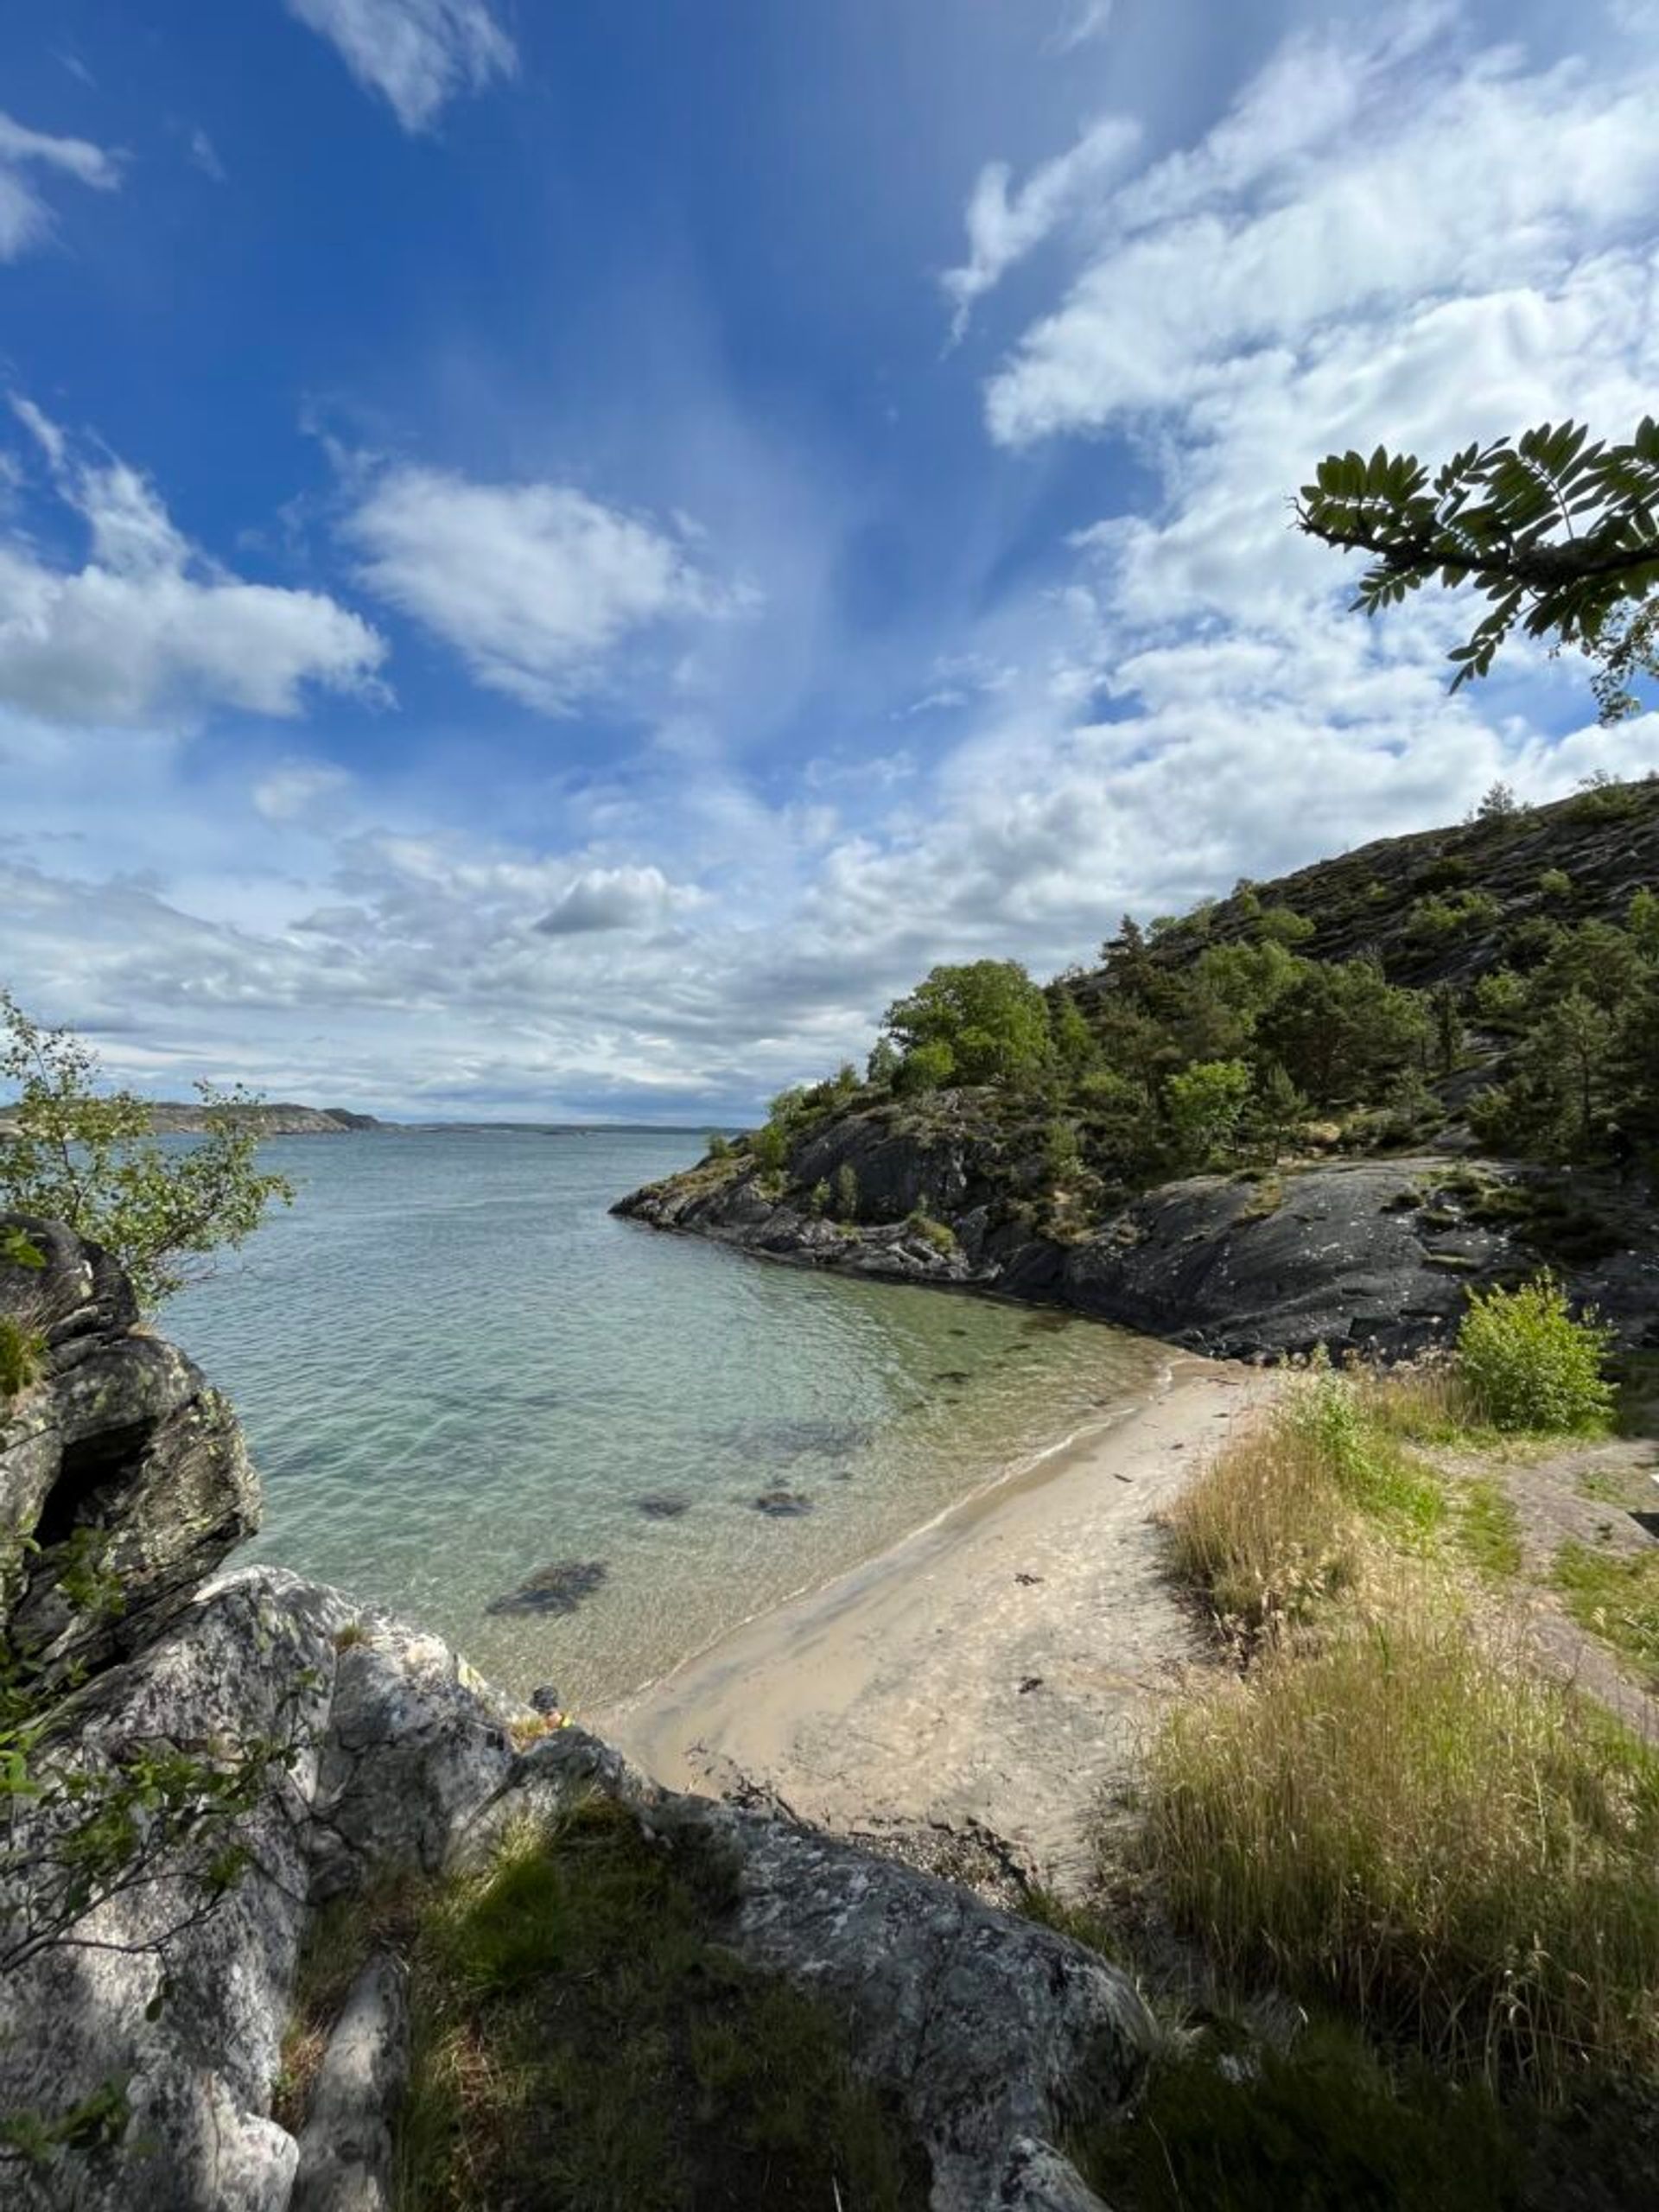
615;1117;1659;1362
0;1217;1156;2212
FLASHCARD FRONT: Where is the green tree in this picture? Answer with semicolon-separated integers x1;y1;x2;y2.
1049;989;1098;1077
1165;1060;1253;1173
1297;418;1659;720
1255;960;1428;1109
882;961;1053;1087
0;995;293;1310
865;1036;900;1087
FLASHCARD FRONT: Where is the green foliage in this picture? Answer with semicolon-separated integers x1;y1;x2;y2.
808;1179;831;1217
882;960;1052;1088
905;1211;957;1254
0;994;293;1310
1256;904;1316;946
0;1316;45;1402
833;1161;860;1220
1165;1059;1253;1173
1474;779;1523;822
1297;417;1659;719
748;1122;788;1175
1407;889;1502;939
400;1796;925;2212
1538;868;1573;900
865;1036;900;1087
1457;1274;1615;1434
890;1039;955;1096
703;1131;733;1162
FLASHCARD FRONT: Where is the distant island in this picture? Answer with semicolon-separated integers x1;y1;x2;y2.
0;1101;385;1140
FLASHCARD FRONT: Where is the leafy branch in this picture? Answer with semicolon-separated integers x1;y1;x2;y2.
1296;418;1659;720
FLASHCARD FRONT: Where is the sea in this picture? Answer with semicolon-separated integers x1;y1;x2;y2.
163;1128;1167;1710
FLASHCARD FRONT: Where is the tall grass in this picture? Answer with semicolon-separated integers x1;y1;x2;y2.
1146;1355;1659;2099
1146;1592;1659;2094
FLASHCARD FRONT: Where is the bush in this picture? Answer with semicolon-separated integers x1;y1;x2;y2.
1456;1274;1615;1434
1538;868;1573;900
748;1122;788;1175
833;1162;859;1220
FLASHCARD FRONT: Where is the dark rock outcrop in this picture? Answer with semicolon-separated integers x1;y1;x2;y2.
1;1214;260;1677
617;1147;1659;1359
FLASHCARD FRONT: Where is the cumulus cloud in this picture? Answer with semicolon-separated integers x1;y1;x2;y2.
285;0;516;132
346;465;741;714
0;110;120;260
942;115;1141;342
536;865;700;937
0;402;385;725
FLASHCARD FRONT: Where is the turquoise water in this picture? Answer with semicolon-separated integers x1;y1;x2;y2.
165;1129;1167;1707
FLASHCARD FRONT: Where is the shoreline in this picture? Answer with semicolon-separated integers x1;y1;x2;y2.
595;1352;1266;1891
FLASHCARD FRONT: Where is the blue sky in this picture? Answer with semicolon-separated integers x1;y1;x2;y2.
3;0;1658;1119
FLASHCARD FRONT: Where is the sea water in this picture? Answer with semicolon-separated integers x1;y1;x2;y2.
165;1128;1166;1707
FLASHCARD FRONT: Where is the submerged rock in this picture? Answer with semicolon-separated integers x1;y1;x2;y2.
752;1489;814;1516
634;1492;692;1520
484;1559;608;1616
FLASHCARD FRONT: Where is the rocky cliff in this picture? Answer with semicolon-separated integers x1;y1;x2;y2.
616;1121;1659;1361
0;1220;1154;2212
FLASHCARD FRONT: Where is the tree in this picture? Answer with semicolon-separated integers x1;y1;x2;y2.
1164;1059;1253;1173
0;995;293;1310
1297;419;1659;720
882;961;1053;1087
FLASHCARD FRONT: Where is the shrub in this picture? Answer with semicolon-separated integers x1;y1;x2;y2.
1456;1274;1615;1434
808;1179;831;1217
892;1039;955;1096
833;1162;860;1220
904;1211;956;1254
1538;868;1573;900
704;1132;733;1162
748;1122;788;1175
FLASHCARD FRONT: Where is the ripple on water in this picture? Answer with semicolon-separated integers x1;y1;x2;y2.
164;1128;1168;1707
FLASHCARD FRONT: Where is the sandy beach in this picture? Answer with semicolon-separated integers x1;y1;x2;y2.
596;1353;1266;1893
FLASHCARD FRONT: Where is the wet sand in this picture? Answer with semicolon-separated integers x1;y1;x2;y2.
595;1355;1267;1892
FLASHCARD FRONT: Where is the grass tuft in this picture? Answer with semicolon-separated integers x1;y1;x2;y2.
1551;1541;1659;1681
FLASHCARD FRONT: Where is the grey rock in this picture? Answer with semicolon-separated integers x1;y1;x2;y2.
290;1955;409;2212
308;1599;525;1896
458;1729;1149;2212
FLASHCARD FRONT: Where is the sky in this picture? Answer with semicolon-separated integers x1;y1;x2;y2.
2;0;1657;1121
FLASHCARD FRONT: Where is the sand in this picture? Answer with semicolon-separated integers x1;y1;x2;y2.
595;1354;1267;1893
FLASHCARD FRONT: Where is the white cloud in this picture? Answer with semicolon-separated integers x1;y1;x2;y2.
536;865;702;937
1045;3;1116;55
942;115;1141;342
346;465;741;714
0;110;120;260
252;760;355;826
984;27;1659;443
188;128;226;183
0;402;385;726
286;0;516;132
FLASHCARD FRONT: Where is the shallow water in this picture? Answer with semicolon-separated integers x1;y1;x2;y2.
165;1128;1167;1707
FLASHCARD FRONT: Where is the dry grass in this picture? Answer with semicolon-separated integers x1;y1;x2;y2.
1144;1363;1659;2101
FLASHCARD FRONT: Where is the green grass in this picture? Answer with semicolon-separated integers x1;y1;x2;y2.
1073;2017;1522;2212
1552;1541;1659;1681
1453;1478;1524;1580
1143;1604;1659;2096
397;1794;925;2212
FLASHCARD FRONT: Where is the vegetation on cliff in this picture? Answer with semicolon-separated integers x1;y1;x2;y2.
709;778;1659;1253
